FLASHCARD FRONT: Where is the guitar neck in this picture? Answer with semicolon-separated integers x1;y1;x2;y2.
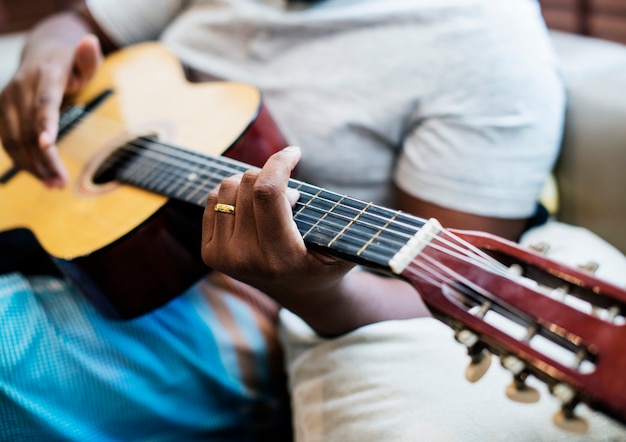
97;135;428;271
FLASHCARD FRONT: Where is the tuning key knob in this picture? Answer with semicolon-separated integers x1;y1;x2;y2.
529;241;551;255
577;260;599;275
455;329;492;383
505;379;540;403
552;409;589;434
465;350;492;383
551;383;589;434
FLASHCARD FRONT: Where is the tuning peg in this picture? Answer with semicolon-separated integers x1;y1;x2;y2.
577;260;599;275
505;376;540;403
606;306;622;323
466;351;492;383
552;409;589;434
501;355;525;376
455;329;492;383
500;354;542;403
550;383;589;434
528;241;551;255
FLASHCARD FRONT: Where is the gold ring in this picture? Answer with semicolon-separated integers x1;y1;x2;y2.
214;203;236;215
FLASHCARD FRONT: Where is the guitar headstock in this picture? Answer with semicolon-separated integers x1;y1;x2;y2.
401;226;626;433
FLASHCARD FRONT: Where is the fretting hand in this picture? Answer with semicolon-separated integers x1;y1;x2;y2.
201;146;355;301
201;146;429;336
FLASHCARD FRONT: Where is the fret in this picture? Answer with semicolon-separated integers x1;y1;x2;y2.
162;163;190;195
343;204;408;265
128;154;169;193
295;187;324;238
183;159;223;205
296;188;345;242
328;201;370;248
117;140;162;188
173;171;200;199
112;138;244;204
291;183;424;268
357;209;398;256
393;212;428;243
140;141;189;194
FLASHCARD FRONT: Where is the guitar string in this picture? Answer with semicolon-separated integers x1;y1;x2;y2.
112;139;511;277
68;115;510;276
69;121;468;257
108;139;507;271
113;136;510;275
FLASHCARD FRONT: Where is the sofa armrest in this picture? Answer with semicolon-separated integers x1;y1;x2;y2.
550;31;626;254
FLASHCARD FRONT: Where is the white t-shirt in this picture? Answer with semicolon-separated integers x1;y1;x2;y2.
87;0;565;217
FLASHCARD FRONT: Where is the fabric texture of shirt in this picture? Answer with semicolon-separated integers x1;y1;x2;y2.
87;0;565;217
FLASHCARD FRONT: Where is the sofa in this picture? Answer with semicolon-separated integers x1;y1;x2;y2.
541;0;626;45
549;30;626;254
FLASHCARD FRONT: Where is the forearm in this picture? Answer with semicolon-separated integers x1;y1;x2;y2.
276;267;430;337
22;1;117;64
22;12;94;61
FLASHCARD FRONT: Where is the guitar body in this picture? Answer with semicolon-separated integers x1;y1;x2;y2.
0;43;288;318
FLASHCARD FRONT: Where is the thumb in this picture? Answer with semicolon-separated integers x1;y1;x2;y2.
66;34;102;93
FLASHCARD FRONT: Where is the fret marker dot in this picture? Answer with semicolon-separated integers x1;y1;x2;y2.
187;173;198;181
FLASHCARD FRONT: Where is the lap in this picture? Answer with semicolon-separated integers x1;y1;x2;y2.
0;272;291;441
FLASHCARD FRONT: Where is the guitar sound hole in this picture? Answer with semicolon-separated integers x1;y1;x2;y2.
92;163;118;185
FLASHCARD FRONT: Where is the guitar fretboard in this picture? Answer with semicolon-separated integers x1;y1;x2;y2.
94;136;427;269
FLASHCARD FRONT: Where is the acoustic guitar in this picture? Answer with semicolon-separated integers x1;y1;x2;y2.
0;42;287;318
1;43;625;432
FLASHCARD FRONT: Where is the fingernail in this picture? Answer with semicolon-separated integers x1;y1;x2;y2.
283;145;300;153
46;177;65;189
286;188;300;206
39;131;53;147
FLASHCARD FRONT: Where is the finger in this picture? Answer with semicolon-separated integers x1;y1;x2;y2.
286;187;301;207
0;94;34;173
212;174;242;241
203;189;220;244
34;69;64;150
38;145;68;188
67;35;101;94
0;92;22;162
33;63;69;187
234;169;261;238
253;146;302;246
33;76;64;186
